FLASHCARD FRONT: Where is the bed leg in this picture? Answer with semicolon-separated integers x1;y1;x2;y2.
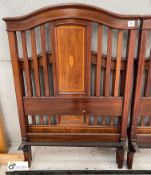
116;148;119;164
127;151;134;169
116;147;125;169
23;145;32;168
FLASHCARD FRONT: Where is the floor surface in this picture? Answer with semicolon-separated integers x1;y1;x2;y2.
0;146;151;174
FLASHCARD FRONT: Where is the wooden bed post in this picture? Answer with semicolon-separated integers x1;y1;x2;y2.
8;32;31;167
127;26;148;169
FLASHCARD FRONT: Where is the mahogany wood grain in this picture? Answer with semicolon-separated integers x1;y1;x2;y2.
23;97;123;116
55;25;85;94
28;133;120;143
30;29;41;96
40;24;50;96
104;28;112;97
28;125;119;133
20;51;129;71
114;30;123;97
121;30;137;139
145;51;151;97
95;24;102;96
8;32;31;166
21;31;32;97
8;32;27;138
130;30;148;139
3;4;140;31
86;23;92;96
4;4;140;168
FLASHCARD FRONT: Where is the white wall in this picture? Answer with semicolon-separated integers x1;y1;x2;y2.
1;0;151;146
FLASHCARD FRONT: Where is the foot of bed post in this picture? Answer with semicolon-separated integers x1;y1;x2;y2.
23;150;31;167
127;151;134;169
116;148;119;164
117;147;125;169
19;142;32;168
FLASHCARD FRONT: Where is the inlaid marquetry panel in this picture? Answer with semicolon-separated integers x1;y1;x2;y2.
55;25;86;94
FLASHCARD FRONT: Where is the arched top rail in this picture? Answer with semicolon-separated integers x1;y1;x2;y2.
3;3;140;31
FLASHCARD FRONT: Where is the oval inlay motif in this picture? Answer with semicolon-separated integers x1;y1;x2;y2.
69;55;74;67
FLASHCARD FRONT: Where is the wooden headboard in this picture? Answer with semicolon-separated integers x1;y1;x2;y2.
3;3;140;168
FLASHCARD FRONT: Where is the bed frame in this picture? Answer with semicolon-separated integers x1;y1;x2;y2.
3;4;140;168
127;16;151;169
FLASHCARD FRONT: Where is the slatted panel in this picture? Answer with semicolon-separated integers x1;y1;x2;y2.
49;23;61;125
21;31;32;97
21;31;38;125
40;24;53;125
112;30;123;128
15;22;129;129
93;24;102;125
31;29;45;125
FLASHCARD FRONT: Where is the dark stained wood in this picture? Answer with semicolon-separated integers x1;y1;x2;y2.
28;125;119;133
30;29;41;96
137;127;151;134
130;30;148;139
3;4;140;31
54;24;86;94
121;30;137;139
31;116;36;125
19;51;128;71
50;23;57;96
4;4;140;168
21;31;32;97
127;16;151;168
28;133;120;143
104;28;112;97
40;25;50;96
86;22;92;96
114;30;123;97
140;97;151;115
136;134;151;144
8;31;31;166
95;24;102;96
8;31;28;137
127;152;134;169
145;51;151;97
23;97;124;116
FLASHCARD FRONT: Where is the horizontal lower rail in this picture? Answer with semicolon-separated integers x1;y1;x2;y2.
19;141;121;148
137;127;151;134
137;134;151;144
27;132;120;142
24;97;123;115
28;125;119;133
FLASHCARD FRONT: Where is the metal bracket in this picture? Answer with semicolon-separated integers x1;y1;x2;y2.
118;140;128;152
18;140;29;152
131;141;139;152
121;141;128;151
